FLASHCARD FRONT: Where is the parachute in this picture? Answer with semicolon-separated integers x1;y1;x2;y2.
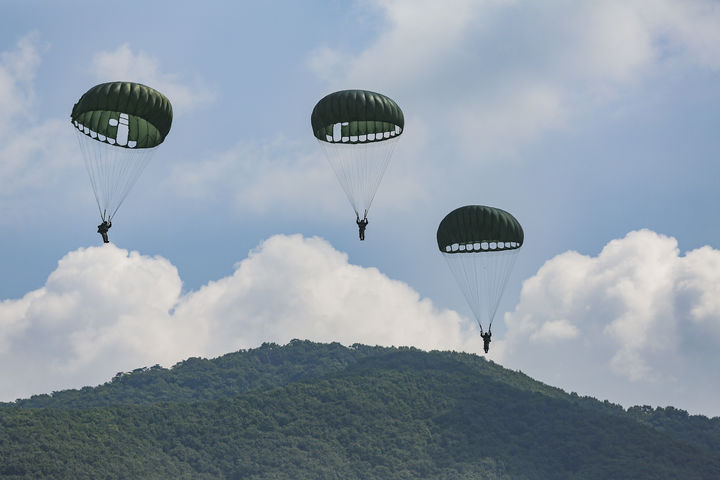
311;89;404;226
71;81;173;224
437;205;524;333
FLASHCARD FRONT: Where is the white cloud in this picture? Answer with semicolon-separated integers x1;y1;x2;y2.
0;32;41;143
0;235;480;401
3;229;719;417
0;119;72;197
640;0;720;71
306;46;347;84
307;0;720;157
0;32;41;128
530;319;579;343
90;43;215;113
0;34;79;221
163;135;425;217
164;137;339;215
498;229;720;416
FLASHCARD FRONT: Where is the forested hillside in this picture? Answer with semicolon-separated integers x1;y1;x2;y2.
1;340;719;479
11;341;567;409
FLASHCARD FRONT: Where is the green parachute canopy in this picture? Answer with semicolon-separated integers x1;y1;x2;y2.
71;81;173;223
311;89;405;224
437;205;524;333
71;81;173;149
311;89;404;144
437;205;524;253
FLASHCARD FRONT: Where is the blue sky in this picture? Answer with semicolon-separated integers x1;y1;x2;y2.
1;0;719;416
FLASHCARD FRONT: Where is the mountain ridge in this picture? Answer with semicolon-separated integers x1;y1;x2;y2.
2;340;719;479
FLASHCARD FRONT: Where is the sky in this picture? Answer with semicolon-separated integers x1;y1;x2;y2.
0;0;719;416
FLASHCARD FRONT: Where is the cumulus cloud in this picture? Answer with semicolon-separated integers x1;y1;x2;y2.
0;235;480;401
307;0;720;157
498;229;720;416
3;230;719;416
90;43;215;113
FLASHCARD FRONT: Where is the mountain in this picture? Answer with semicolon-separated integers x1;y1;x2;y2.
1;340;719;479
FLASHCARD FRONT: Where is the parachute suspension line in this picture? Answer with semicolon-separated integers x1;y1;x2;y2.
319;136;399;217
105;146;155;221
442;249;520;331
74;129;104;219
484;250;520;330
443;250;485;329
74;128;156;221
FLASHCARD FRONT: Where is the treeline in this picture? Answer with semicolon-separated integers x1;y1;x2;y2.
1;341;719;479
12;340;380;408
10;341;566;409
